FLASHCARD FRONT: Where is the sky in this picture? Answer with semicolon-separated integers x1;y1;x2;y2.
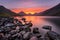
0;0;60;14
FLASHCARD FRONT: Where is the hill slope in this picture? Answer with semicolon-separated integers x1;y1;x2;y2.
40;3;60;16
0;5;18;17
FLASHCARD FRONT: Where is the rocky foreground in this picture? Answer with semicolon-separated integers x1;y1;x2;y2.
0;17;60;40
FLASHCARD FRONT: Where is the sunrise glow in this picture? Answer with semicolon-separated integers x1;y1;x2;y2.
25;12;35;14
11;8;46;14
0;0;60;15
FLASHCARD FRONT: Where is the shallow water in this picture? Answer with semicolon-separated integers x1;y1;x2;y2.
15;16;60;34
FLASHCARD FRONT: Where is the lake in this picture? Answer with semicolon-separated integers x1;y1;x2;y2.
15;16;60;35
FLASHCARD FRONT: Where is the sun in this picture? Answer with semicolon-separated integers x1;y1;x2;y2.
25;12;35;14
30;12;35;14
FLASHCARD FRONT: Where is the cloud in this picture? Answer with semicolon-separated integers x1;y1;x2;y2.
0;0;60;8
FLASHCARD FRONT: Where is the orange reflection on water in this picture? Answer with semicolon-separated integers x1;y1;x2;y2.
14;16;60;35
23;16;47;26
15;16;55;28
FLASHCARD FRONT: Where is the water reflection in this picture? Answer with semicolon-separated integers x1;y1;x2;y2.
15;16;60;34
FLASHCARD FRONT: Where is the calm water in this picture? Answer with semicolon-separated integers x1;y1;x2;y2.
15;16;60;35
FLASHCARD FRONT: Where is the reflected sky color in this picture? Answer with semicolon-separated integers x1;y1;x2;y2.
15;16;60;34
11;8;46;14
0;0;60;13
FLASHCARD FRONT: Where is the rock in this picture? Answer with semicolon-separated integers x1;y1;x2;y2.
42;25;52;31
33;27;40;34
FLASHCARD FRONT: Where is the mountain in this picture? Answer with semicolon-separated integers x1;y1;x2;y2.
19;11;27;16
33;13;41;16
40;3;60;16
0;5;19;17
18;11;40;16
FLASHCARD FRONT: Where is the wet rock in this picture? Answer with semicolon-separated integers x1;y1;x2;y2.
45;31;60;40
0;17;57;40
23;32;32;40
42;25;52;31
33;27;40;34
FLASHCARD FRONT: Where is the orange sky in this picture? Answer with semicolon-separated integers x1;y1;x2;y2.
11;8;47;14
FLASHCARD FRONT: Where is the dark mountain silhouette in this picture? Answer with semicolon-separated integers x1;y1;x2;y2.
19;11;26;16
40;3;60;16
26;13;33;16
0;5;19;17
33;13;40;16
18;11;40;16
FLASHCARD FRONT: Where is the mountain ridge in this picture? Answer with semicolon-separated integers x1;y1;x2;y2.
39;3;60;16
0;5;19;17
